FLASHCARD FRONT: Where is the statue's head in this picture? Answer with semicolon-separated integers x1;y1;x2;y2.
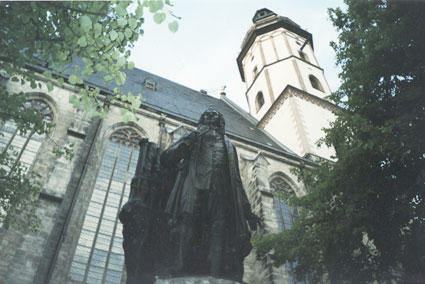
198;107;225;132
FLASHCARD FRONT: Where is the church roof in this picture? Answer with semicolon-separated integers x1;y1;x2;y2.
30;58;302;159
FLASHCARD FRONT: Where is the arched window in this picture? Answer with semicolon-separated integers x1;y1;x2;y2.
255;91;265;113
270;177;302;284
0;99;53;173
298;51;309;63
270;178;298;231
309;75;324;92
69;128;142;284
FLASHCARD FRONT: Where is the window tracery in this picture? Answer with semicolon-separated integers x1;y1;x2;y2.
69;127;142;284
270;177;302;284
0;99;53;173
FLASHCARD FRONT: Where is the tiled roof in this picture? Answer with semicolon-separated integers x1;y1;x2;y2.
33;58;299;157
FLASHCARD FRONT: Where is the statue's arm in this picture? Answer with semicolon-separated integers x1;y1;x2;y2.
160;132;196;165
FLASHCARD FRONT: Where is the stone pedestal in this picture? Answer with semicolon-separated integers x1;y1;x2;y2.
154;276;242;284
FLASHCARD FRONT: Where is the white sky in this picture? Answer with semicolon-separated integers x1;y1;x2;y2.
129;0;346;111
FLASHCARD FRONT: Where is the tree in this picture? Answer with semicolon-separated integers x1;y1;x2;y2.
253;1;425;283
0;1;178;231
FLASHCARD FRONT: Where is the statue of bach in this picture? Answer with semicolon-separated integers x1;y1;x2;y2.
120;107;262;283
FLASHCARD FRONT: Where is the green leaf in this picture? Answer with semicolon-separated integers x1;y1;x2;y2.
47;81;53;92
57;77;64;87
115;5;127;16
117;57;126;68
120;108;128;116
77;36;87;47
168;20;179;33
116;71;127;86
68;74;78;85
69;94;80;108
129;18;138;30
118;32;124;42
117;18;127;27
112;50;120;60
153;12;166;24
94;23;102;37
103;75;113;82
131;96;141;108
128;61;135;70
136;5;143;18
42;70;52;79
148;1;164;13
124;28;132;39
110;30;118;41
80;15;92;32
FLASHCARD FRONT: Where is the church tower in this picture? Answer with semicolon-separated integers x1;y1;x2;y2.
237;8;337;160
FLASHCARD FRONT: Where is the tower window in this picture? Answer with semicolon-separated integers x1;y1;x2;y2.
298;51;309;63
309;75;324;92
252;66;258;79
255;91;265;113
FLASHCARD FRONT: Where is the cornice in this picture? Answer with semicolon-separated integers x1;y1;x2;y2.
257;85;341;129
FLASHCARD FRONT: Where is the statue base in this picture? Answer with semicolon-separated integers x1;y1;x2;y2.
154;276;243;284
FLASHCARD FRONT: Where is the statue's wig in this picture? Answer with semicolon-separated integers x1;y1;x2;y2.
198;107;225;133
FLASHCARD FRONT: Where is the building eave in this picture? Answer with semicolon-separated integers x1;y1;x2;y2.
257;85;341;129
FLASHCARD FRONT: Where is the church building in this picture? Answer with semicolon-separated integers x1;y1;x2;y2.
0;8;336;284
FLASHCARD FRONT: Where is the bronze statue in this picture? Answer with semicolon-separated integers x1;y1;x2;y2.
120;108;261;283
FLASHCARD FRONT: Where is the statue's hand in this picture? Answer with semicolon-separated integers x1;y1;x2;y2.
247;213;264;231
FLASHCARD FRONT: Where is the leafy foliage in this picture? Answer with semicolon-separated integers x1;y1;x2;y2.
253;1;425;283
0;1;178;231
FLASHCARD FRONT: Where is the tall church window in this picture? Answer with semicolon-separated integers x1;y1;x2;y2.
270;177;301;284
68;128;142;284
309;75;324;92
0;99;53;173
270;178;298;231
255;91;265;113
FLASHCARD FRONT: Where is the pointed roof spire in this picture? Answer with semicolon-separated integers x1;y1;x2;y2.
252;8;276;23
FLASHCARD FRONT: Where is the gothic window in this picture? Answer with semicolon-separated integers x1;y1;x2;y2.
255;91;265;113
309;75;324;92
0;99;53;173
270;177;302;284
68;128;142;284
270;178;298;231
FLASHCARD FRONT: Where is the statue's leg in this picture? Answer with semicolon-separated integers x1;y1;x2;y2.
208;218;225;277
168;213;194;275
206;184;226;278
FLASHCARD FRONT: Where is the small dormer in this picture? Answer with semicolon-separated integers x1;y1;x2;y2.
144;78;156;90
252;8;276;23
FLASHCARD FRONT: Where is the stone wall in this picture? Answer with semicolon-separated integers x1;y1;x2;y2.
0;77;308;284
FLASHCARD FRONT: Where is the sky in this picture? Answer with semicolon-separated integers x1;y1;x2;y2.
129;0;346;111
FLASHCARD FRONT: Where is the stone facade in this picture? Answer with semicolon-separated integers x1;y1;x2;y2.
0;8;335;284
0;74;311;284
